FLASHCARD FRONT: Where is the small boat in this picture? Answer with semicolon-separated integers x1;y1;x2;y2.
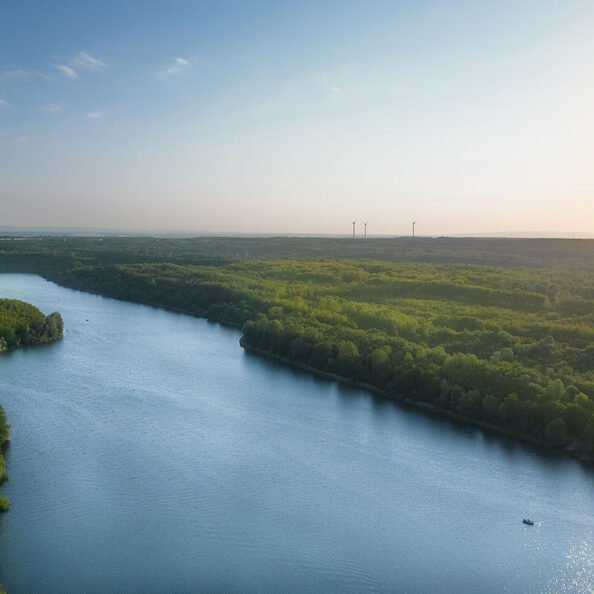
522;519;534;526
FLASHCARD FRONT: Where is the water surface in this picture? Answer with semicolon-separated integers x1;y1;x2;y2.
0;274;592;593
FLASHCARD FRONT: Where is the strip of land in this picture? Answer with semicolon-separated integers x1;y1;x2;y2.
0;236;592;460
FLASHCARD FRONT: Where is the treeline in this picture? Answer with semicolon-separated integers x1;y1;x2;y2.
0;237;593;458
0;300;64;512
0;235;594;272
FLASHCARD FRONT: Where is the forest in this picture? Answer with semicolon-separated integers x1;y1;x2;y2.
0;299;64;511
0;235;593;458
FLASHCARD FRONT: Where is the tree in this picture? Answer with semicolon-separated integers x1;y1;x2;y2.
370;347;391;380
0;405;9;445
543;378;565;402
544;417;567;446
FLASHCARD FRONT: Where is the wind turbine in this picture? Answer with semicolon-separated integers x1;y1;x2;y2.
364;221;368;238
412;221;417;238
352;219;357;239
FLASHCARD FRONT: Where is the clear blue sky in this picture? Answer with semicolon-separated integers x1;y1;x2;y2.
1;1;593;235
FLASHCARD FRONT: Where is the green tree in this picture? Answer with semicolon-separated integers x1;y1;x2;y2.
544;417;567;446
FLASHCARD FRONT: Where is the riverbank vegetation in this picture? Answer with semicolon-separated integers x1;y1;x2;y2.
0;404;10;511
0;236;593;458
0;299;64;351
0;299;64;511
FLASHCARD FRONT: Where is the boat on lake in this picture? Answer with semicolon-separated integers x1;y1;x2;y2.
523;519;534;526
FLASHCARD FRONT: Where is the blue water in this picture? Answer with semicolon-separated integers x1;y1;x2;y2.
0;274;592;593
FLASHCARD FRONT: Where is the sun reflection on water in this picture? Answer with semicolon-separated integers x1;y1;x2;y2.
543;542;594;594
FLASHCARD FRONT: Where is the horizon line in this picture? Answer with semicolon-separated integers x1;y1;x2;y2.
0;226;593;240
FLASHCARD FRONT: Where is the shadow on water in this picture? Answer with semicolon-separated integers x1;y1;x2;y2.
1;439;11;460
242;347;593;471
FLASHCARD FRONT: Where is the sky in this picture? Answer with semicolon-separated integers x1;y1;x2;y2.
1;1;593;236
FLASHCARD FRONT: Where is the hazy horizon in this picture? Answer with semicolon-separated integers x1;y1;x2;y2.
1;225;593;240
2;1;593;236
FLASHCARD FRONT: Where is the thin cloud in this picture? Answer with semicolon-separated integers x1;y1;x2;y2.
0;69;29;79
72;52;105;70
39;103;62;113
85;111;103;119
55;64;77;78
0;69;51;80
0;99;7;108
32;70;53;80
12;136;28;143
158;57;190;77
330;86;343;99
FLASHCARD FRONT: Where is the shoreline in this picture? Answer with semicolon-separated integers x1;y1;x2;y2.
239;338;593;464
2;271;592;466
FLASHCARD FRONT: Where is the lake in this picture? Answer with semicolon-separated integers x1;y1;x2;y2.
0;274;592;593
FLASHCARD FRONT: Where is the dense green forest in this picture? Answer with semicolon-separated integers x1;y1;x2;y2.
0;299;64;512
0;235;593;271
0;236;593;459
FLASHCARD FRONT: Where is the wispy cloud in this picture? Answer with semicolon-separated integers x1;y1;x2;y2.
72;52;105;70
158;57;190;77
33;70;52;80
55;64;77;78
85;111;103;119
12;136;28;143
330;86;343;100
0;69;28;79
0;99;7;108
53;53;105;79
39;103;62;113
0;69;51;80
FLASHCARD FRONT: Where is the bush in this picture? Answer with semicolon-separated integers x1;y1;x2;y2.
0;495;9;512
544;417;567;446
